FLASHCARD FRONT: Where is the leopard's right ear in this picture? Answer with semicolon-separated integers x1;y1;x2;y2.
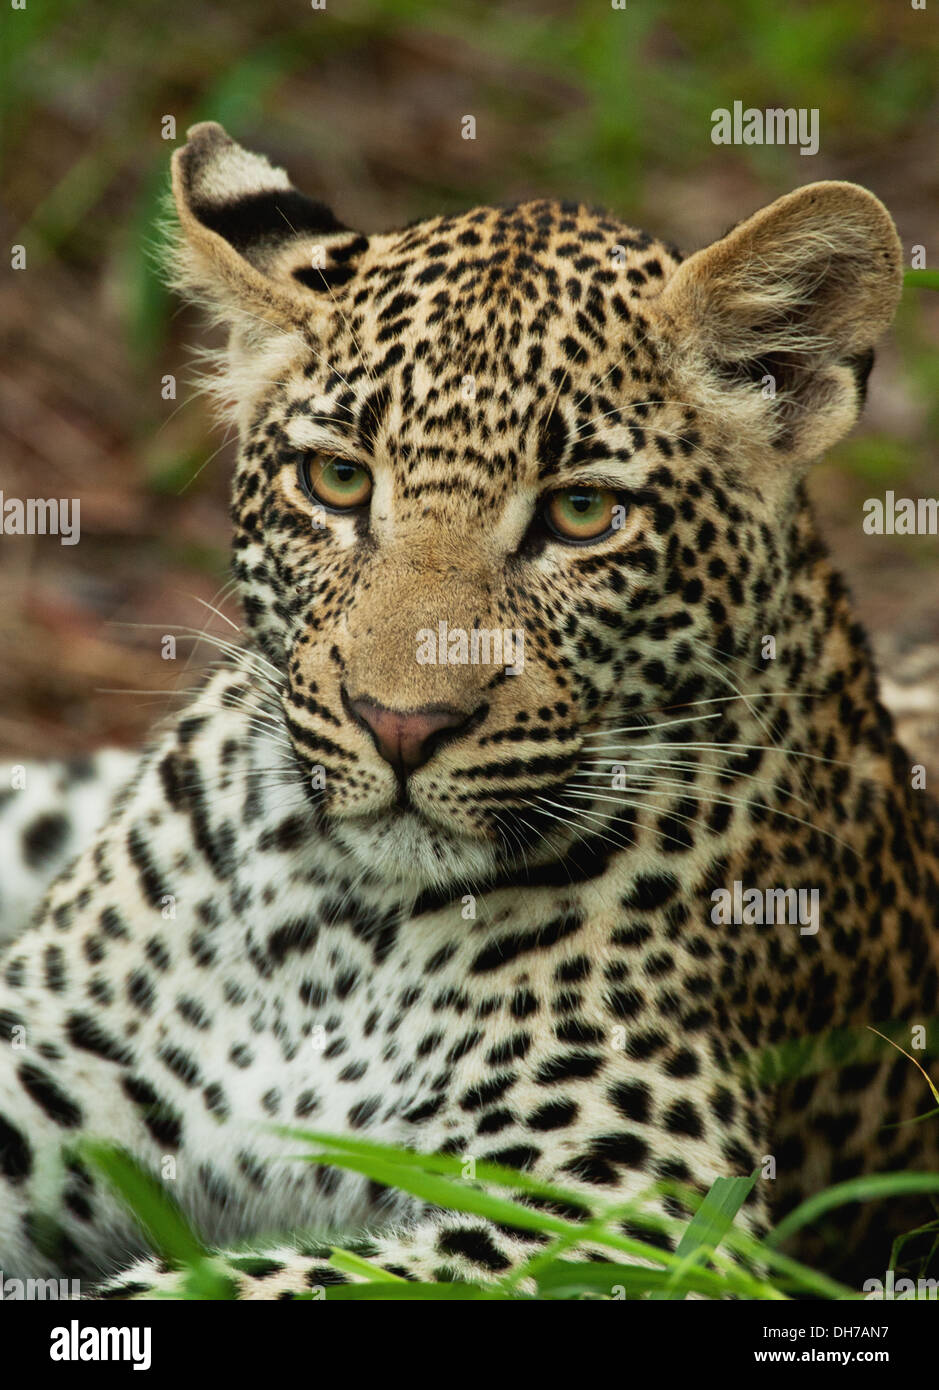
169;122;367;329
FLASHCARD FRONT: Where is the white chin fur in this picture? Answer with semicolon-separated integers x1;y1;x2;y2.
329;811;498;893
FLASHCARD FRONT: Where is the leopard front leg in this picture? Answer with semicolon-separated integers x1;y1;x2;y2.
94;1218;544;1299
96;1182;769;1299
97;1104;774;1300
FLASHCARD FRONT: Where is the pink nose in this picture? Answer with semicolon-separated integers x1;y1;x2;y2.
348;697;469;775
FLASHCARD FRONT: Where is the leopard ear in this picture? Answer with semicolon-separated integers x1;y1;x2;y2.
169;122;367;329
649;182;903;462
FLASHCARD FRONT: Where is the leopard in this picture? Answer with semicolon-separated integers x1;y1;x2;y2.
1;121;937;1300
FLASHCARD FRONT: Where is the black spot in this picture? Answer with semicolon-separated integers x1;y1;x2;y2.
357;385;391;453
23;814;69;869
664;1098;704;1138
304;1264;349;1288
437;1226;511;1272
145;937;171;972
267;916;319;964
127;970;156;1014
122;1075;183;1149
44;945;67;992
527;1099;578;1131
203;1083;230;1122
460;1074;516;1111
100;906;130;940
609;1080;651;1124
623;873;679;911
98;1281;154;1300
126;828;165;909
483;1144;540;1171
348;1097;381;1129
64;1189;94;1222
158;1046;202;1088
0;1114;33;1181
230;1256;286;1279
258;816;307;854
590;1131;650;1168
534;1051;604;1084
18;1063;82;1128
65;1013;134;1066
536;403;569;480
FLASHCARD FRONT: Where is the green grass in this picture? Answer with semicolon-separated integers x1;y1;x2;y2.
80;1127;939;1301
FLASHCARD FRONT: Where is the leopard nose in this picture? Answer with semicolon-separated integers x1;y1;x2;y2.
346;695;470;775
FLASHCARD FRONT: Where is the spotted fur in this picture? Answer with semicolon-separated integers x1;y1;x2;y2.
0;751;136;948
1;123;936;1299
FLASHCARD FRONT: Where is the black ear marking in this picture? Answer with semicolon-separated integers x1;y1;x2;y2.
192;189;348;256
845;347;875;407
172;122;367;310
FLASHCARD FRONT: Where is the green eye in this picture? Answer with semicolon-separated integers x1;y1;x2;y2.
545;487;619;542
302;456;373;510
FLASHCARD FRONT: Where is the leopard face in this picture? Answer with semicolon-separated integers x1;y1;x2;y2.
171;123;902;891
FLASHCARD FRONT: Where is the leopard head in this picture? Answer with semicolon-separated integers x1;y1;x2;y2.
170;123;902;892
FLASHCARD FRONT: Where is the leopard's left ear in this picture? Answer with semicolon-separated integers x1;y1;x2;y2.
170;122;367;329
648;182;903;462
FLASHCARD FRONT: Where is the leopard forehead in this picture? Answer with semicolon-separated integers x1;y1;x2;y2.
315;196;682;369
260;199;688;508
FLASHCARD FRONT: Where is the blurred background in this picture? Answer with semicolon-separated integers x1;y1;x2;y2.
1;0;937;763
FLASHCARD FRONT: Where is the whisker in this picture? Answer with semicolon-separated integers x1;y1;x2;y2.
562;783;852;852
583;689;839;739
573;759;813;809
176;422;238;495
513;810;578;887
532;794;689;855
583;711;723;738
109;624;283;688
523;797;623;860
556;789;704;844
583;740;852;768
695;646;821;813
190;594;243;634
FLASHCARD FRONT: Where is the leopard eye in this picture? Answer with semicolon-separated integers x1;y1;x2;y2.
300;456;372;511
544;487;619;542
